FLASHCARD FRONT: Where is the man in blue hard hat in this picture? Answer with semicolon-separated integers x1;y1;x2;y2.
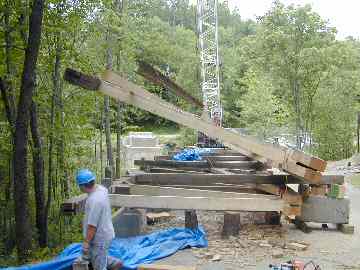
76;169;123;270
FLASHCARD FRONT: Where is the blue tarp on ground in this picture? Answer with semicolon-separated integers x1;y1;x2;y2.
2;227;207;270
172;148;213;161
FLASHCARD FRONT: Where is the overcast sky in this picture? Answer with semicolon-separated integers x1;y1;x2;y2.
221;0;360;39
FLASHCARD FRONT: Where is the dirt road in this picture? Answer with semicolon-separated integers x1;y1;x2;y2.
154;183;360;270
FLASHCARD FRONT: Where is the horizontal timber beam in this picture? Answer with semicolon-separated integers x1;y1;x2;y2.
109;194;284;211
61;194;87;214
63;68;327;184
134;159;263;170
134;173;303;185
155;155;251;161
111;184;279;200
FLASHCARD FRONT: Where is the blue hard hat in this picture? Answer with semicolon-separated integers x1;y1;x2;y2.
76;169;96;185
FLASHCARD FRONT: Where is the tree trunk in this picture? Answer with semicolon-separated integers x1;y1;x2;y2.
104;30;114;174
13;0;45;262
0;78;15;130
30;101;47;247
46;38;61;220
104;96;114;171
116;101;122;178
3;1;17;127
293;80;302;149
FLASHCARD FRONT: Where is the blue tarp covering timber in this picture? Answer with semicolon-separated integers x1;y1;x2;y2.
2;227;207;270
172;148;213;161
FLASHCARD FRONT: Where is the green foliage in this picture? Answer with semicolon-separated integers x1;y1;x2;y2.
239;70;289;139
177;127;197;148
2;0;360;265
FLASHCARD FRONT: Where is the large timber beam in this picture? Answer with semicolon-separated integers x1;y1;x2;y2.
111;184;278;200
64;68;326;184
61;194;87;214
109;194;284;211
132;173;343;186
136;60;203;108
134;159;263;170
155;155;251;161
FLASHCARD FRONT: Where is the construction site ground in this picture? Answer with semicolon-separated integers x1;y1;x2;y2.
144;180;360;270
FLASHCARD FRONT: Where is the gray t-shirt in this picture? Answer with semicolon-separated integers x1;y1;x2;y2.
83;185;115;243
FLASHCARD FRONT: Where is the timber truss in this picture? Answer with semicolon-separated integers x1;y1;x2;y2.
61;67;352;234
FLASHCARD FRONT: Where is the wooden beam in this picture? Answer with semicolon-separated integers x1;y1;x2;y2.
255;184;303;206
111;184;279;200
112;183;261;193
134;173;303;185
64;69;327;183
109;194;284;211
137;60;203;108
61;194;87;214
148;167;208;174
134;159;263;170
155;155;251;162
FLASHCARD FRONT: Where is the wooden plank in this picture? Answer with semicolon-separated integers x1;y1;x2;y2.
148;167;210;173
137;60;203;108
64;69;327;183
138;264;196;270
134;159;263;170
141;184;263;193
255;184;303;205
155;155;251;161
111;184;279;200
109;194;284;211
134;173;303;185
61;194;87;214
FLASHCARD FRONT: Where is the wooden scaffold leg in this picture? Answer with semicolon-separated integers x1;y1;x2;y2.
185;210;198;230
222;211;241;238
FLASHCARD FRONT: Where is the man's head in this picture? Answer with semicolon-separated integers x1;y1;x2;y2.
76;169;96;193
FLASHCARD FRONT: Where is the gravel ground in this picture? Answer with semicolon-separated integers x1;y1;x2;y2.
144;182;360;270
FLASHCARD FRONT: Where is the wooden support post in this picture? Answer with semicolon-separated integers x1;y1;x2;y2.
185;210;198;230
222;212;241;238
265;212;281;225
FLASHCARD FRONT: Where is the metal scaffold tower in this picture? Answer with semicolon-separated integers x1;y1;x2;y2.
197;0;222;127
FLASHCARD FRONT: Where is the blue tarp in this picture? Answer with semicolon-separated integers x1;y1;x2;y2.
2;227;207;270
172;148;213;161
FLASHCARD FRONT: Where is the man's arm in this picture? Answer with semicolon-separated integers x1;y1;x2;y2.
85;224;97;243
82;224;96;258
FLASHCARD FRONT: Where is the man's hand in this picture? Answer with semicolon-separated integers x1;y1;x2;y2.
82;241;90;260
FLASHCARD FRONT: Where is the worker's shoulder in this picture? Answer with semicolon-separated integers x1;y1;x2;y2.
88;185;109;204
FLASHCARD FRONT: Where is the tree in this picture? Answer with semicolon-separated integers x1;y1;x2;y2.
239;70;288;139
243;1;336;148
12;0;45;262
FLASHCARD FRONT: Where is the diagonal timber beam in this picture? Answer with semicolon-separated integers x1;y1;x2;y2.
136;60;203;108
64;68;326;184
